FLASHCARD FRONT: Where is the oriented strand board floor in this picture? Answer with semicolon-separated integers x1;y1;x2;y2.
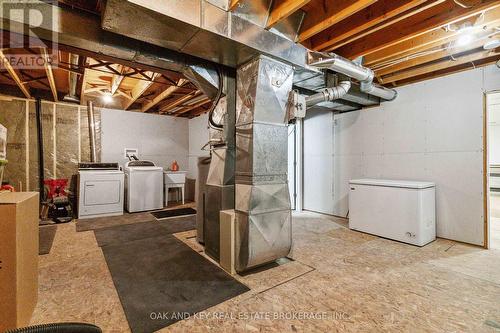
32;211;500;332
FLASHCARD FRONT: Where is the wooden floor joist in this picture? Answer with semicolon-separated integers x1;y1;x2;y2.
309;0;433;51
335;0;500;59
267;0;312;28
298;0;378;42
0;50;31;98
41;48;58;101
160;90;202;114
379;49;500;84
364;5;500;67
141;78;187;112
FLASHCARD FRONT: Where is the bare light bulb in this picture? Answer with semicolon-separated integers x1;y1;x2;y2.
456;34;474;47
102;92;113;104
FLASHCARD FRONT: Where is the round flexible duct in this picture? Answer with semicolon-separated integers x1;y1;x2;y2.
305;80;352;107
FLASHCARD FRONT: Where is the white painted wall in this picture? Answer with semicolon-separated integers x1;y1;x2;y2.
100;108;189;170
303;109;335;215
333;64;500;246
188;113;210;179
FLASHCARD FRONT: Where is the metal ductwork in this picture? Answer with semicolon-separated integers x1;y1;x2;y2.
204;72;237;261
234;55;293;272
102;0;308;69
305;81;352;107
308;52;397;101
63;53;80;103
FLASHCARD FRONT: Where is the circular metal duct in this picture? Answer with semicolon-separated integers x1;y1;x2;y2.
484;39;500;50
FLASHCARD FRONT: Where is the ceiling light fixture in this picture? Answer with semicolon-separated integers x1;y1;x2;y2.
102;91;113;104
456;33;474;46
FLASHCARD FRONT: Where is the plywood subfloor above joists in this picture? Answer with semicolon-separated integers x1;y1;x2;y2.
0;48;211;118
47;0;500;87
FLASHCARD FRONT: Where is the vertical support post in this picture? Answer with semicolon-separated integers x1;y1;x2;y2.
25;101;29;190
295;117;303;212
35;98;44;204
87;100;97;162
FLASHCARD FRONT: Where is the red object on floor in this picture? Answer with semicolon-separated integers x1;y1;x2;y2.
0;184;14;192
44;179;69;199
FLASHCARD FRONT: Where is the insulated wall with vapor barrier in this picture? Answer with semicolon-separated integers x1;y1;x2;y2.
0;96;101;193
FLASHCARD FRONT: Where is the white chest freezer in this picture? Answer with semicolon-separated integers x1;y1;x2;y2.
349;179;436;246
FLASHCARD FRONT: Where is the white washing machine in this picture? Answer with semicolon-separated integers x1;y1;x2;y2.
78;163;124;219
124;160;164;212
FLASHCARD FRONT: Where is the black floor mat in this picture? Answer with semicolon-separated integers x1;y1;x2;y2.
39;225;57;255
94;222;169;247
101;234;249;333
94;216;197;247
151;207;196;220
156;215;196;234
76;212;155;232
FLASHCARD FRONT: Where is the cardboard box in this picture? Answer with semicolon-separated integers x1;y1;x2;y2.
220;209;236;275
0;192;39;331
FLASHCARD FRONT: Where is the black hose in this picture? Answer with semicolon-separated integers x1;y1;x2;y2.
4;323;102;333
208;66;224;129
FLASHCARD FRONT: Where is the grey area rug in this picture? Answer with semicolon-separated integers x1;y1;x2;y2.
100;224;249;333
76;212;155;232
39;225;57;255
94;216;196;247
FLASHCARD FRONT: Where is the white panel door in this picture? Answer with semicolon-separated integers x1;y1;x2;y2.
303;110;334;215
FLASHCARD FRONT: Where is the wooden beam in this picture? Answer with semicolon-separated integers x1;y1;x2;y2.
379;49;500;84
364;5;500;66
298;0;378;42
229;0;241;11
189;106;212;118
141;78;187;112
394;54;499;86
335;0;500;59
159;90;202;113
375;34;491;76
123;72;159;110
0;50;31;98
41;48;58;101
267;0;312;28
110;65;126;95
174;98;211;117
312;0;442;51
80;67;90;105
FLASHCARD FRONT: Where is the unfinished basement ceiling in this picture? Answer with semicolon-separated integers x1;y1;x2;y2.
68;0;500;87
0;47;212;118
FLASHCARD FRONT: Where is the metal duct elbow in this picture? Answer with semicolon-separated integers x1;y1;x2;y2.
360;81;397;101
309;52;374;82
306;80;352;107
308;51;397;102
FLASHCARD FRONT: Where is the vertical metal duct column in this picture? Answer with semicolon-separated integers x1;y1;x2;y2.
87;101;97;162
204;72;236;261
235;55;294;272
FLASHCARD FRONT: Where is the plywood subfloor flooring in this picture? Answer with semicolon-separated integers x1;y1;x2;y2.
32;211;500;332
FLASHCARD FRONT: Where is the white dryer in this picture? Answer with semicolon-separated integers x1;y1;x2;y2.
78;163;124;219
124;160;164;213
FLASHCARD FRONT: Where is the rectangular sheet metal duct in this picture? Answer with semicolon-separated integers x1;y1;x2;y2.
102;0;309;69
234;55;293;272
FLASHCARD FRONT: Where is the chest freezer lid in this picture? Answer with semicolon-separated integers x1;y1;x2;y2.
349;179;435;189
